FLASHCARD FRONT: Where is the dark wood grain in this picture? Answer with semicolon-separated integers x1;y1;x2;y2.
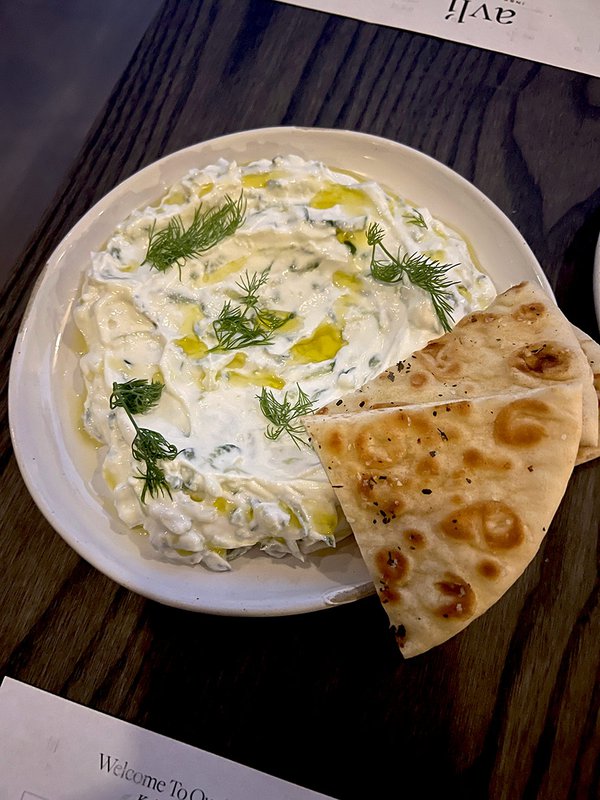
1;2;599;798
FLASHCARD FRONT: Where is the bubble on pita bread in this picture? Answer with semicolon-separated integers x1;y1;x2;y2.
440;501;525;550
494;397;551;447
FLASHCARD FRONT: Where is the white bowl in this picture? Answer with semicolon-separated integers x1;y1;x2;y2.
9;127;550;616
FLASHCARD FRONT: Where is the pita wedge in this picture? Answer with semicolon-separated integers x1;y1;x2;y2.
318;281;598;449
572;324;600;465
304;383;582;657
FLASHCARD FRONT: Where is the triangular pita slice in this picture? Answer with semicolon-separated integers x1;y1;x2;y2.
318;281;597;448
572;324;600;465
304;383;582;657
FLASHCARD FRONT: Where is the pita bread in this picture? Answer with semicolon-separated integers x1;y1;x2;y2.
304;383;582;657
318;282;597;448
572;324;600;465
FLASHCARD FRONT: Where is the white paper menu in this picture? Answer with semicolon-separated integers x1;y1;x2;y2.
276;0;600;78
0;678;336;800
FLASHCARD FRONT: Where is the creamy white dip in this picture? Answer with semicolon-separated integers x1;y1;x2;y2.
74;155;496;570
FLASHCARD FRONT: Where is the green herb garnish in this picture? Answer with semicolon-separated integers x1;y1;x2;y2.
209;268;293;352
110;378;163;415
144;194;246;274
257;384;315;448
366;222;457;332
403;208;427;228
110;379;179;503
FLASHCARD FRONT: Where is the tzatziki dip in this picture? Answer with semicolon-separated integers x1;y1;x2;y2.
74;155;496;571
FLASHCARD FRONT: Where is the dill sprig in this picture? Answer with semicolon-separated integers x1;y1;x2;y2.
110;379;179;503
257;384;315;448
209;268;293;352
366;222;458;332
144;193;246;274
109;378;163;415
403;208;427;228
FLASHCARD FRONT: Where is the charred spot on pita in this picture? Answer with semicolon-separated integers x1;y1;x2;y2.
392;624;407;647
433;574;475;619
511;341;572;378
512;302;546;322
494;397;550;447
440;501;525;550
403;529;426;548
358;472;406;518
323;428;344;455
376;548;409;601
478;559;501;580
462;447;513;471
416;456;441;478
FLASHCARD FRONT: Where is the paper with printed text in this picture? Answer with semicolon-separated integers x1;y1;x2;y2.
276;0;600;78
0;678;336;800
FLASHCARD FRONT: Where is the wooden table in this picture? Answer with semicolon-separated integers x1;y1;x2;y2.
1;2;598;798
